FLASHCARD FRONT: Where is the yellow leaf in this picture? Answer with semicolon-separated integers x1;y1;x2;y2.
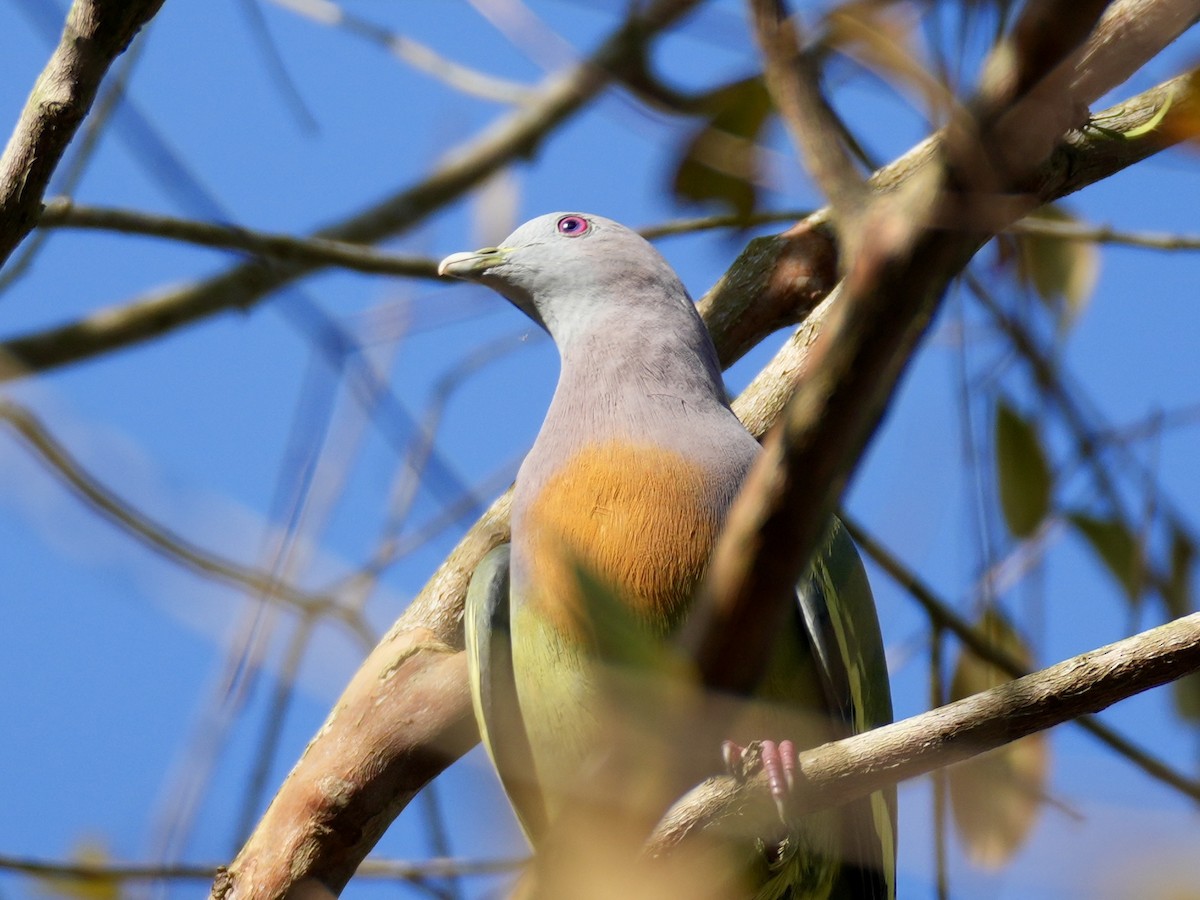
1016;205;1100;329
33;838;122;900
948;609;1049;869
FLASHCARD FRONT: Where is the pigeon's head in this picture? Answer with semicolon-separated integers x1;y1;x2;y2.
438;213;693;343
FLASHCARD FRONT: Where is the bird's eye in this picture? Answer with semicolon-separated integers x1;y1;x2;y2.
556;215;590;237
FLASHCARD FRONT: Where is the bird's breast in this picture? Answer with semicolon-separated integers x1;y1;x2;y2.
514;440;729;637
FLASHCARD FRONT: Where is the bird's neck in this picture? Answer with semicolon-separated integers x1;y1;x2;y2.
549;305;730;427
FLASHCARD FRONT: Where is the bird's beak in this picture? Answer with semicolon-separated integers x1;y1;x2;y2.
437;246;511;280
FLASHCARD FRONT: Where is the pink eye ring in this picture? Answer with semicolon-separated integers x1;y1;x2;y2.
556;215;590;237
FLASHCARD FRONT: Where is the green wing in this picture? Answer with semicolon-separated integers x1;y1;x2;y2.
464;544;548;844
797;519;896;900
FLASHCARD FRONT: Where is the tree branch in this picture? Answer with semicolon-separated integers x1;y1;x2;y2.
681;0;1117;694
728;72;1187;441
0;399;373;640
749;0;868;235
650;610;1200;853
0;0;703;381
0;0;164;267
844;516;1200;804
0;852;522;885
35;198;442;279
215;70;1191;898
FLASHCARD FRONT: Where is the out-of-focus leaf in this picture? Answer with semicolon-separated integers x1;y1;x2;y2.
33;838;121;900
671;77;772;218
948;608;1049;869
1163;522;1200;721
1015;205;1099;330
1164;521;1195;619
1172;672;1200;722
569;558;689;682
994;399;1053;539
1068;512;1144;601
1160;67;1200;145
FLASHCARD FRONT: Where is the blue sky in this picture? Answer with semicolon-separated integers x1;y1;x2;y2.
1;1;1199;898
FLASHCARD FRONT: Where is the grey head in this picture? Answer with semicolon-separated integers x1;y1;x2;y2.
438;212;702;349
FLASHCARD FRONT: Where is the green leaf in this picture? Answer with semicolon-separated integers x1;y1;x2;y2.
994;399;1053;539
1068;512;1145;601
569;558;690;681
1161;521;1199;721
1015;205;1100;330
1172;672;1200;723
948;608;1049;869
1164;521;1195;619
671;77;773;217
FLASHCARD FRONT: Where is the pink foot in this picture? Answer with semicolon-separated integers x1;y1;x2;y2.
722;739;797;820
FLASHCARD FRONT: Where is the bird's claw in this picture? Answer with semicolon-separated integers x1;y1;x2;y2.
722;739;798;822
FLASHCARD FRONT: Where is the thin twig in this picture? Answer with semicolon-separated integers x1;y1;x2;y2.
0;399;368;635
0;853;523;883
0;0;705;382
844;516;1200;804
268;0;536;104
36;198;442;276
1012;215;1200;252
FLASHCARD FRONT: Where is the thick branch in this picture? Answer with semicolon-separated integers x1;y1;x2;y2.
212;646;479;900
0;0;164;267
681;0;1133;694
651;611;1200;853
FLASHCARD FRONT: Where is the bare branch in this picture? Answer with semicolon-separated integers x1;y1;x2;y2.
650;610;1200;853
0;0;704;382
0;0;164;267
0;399;372;639
212;643;479;899
1072;0;1200;106
845;516;1200;805
1012;215;1200;251
36;198;442;279
748;0;868;233
0;852;522;884
267;0;536;104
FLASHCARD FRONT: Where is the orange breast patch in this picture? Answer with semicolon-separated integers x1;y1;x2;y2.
522;441;722;636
